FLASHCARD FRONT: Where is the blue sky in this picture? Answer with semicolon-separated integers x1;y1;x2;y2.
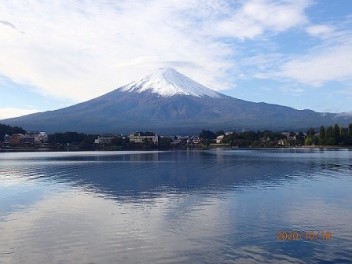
0;0;352;119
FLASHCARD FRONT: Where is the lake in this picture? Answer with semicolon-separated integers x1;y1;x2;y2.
0;149;351;263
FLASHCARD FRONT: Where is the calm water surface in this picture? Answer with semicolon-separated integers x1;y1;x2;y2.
0;149;351;263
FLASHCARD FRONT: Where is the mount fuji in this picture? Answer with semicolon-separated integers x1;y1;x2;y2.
1;67;351;134
121;67;221;98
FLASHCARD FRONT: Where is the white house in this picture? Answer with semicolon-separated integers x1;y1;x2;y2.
216;135;225;144
94;134;116;144
129;132;158;144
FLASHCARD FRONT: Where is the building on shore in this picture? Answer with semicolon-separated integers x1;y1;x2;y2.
9;133;24;146
129;132;158;144
2;131;48;147
23;131;48;144
216;135;225;144
94;134;116;144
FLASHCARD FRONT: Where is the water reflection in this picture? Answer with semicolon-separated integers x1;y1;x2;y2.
2;150;351;200
0;149;351;263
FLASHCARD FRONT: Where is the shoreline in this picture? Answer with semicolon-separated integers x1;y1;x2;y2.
1;145;351;153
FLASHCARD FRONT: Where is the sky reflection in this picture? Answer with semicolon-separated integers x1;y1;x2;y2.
0;150;351;263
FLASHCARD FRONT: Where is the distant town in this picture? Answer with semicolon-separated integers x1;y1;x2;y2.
1;123;352;151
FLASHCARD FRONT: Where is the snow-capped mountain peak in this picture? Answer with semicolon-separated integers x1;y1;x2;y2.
121;67;221;98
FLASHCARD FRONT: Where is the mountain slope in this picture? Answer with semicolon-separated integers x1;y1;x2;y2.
1;68;351;134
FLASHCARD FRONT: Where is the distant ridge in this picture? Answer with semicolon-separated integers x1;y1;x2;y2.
1;68;351;134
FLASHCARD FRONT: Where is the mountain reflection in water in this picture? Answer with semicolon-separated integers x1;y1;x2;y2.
0;149;351;263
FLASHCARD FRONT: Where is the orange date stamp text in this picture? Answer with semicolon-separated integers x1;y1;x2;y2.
277;230;332;241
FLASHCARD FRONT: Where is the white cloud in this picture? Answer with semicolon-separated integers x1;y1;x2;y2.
0;108;39;119
0;0;311;102
275;41;352;86
0;1;230;101
252;26;352;92
241;53;285;73
335;111;352;117
306;24;334;37
212;0;310;40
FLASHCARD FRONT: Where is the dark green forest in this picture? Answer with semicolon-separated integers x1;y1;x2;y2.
305;124;352;146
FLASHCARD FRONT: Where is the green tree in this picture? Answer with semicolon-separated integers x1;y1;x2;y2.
325;126;334;145
48;132;97;147
305;128;317;145
306;128;315;137
111;136;128;148
142;138;154;150
340;127;348;137
319;126;326;145
0;123;26;140
340;127;350;145
158;137;172;149
326;126;333;137
349;124;352;137
304;136;313;145
333;124;341;145
296;132;305;145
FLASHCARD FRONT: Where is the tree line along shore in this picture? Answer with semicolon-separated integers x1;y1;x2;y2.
1;123;352;151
